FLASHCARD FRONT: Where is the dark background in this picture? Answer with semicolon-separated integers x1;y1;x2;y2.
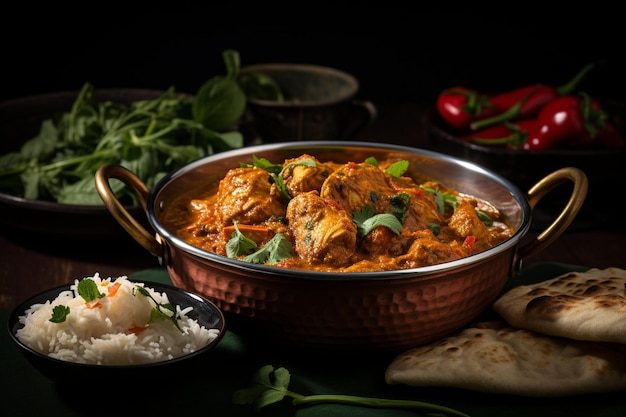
2;11;625;104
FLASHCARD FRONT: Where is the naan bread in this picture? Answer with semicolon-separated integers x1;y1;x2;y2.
385;321;626;397
493;267;626;344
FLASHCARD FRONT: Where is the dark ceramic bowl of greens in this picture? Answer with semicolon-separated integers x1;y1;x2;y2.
0;86;240;239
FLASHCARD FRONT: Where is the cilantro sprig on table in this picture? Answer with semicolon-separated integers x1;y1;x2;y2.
0;50;245;205
233;365;471;417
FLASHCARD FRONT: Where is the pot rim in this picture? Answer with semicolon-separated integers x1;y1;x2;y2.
146;141;532;280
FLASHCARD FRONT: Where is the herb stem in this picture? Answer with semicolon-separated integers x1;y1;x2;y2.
37;149;114;172
291;394;471;417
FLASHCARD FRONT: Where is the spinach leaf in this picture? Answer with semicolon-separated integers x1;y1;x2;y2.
0;50;246;205
192;49;247;131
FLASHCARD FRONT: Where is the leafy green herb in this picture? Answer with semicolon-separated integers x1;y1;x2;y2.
364;156;378;167
389;192;410;223
353;205;403;238
233;365;471;417
134;285;182;332
0;50;245;205
50;277;106;323
362;157;409;178
427;222;440;235
476;210;494;227
225;221;258;258
420;185;458;214
225;221;292;265
77;278;106;302
192;49;247;131
242;233;292;265
385;159;409;177
49;305;70;323
243;155;316;201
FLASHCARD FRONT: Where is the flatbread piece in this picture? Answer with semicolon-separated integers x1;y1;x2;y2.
385;321;626;397
493;267;626;344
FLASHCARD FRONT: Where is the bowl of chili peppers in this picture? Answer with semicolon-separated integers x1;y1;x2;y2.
424;62;626;224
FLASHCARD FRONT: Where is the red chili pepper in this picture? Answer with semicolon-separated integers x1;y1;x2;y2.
523;93;609;150
470;62;597;131
436;87;495;131
464;119;539;148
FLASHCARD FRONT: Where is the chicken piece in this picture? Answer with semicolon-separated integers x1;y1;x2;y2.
215;167;285;226
377;174;446;234
360;226;407;257
286;191;357;266
281;154;336;197
396;230;461;268
447;200;489;241
320;161;394;215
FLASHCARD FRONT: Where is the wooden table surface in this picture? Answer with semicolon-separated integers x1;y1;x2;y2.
1;102;625;312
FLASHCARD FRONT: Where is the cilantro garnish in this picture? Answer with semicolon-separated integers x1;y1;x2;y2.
225;221;292;264
233;365;471;417
420;185;458;214
385;159;409;177
241;155;316;201
77;278;106;302
476;210;494;226
243;233;292;265
225;221;258;258
364;156;378;167
134;286;183;332
49;278;106;323
389;192;411;223
363;157;409;178
353;205;403;238
49;305;70;323
427;222;441;236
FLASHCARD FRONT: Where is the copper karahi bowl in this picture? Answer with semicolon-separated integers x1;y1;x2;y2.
96;141;587;351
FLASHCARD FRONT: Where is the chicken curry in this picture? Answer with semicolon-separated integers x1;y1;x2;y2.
164;154;514;272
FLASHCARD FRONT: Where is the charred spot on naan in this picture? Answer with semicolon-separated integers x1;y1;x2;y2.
524;294;578;315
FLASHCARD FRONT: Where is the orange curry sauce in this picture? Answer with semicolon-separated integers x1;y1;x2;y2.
162;154;514;272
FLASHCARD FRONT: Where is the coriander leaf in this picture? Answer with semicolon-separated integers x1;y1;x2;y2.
77;279;105;302
49;305;70;323
420;185;458;214
134;285;182;332
233;365;472;417
364;156;378;167
385;160;409;177
243;233;292;265
245;155;316;201
248;155;282;173
389;192;411;223
359;213;403;237
476;209;494;227
233;365;291;412
353;205;403;238
427;222;440;235
226;221;258;258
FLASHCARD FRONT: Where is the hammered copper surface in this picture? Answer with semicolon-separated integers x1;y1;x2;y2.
96;141;588;351
166;242;515;350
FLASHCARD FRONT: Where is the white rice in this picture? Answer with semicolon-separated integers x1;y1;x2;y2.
16;273;220;365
